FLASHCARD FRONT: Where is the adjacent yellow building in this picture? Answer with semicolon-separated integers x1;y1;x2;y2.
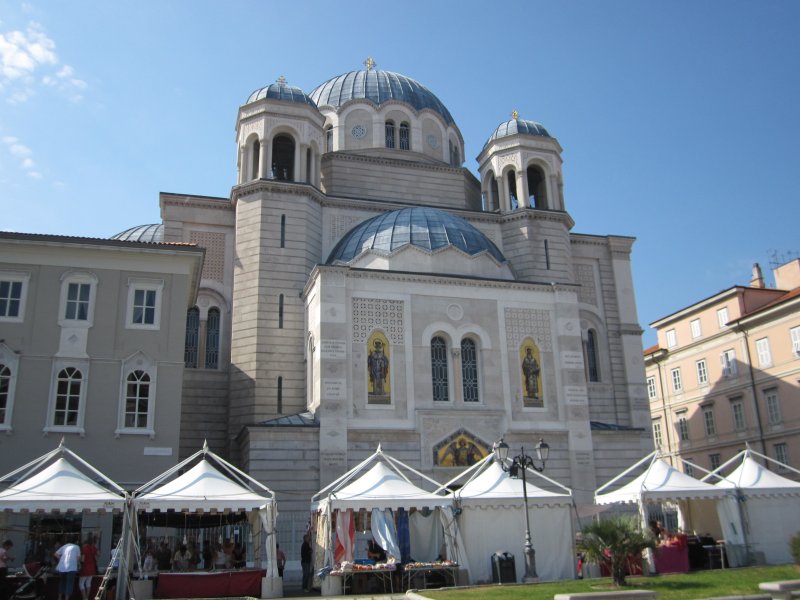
645;259;800;479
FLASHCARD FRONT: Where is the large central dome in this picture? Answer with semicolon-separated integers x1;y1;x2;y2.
309;69;455;125
326;207;505;264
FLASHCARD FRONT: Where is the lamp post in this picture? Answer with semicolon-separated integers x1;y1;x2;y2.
492;437;549;583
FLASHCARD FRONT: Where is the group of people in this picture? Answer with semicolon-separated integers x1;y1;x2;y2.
143;538;247;573
36;534;101;600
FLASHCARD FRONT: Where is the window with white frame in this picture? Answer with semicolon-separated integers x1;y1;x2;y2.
652;420;663;447
764;388;782;425
774;443;789;468
696;359;708;385
48;366;86;431
709;453;721;471
66;284;90;320
126;278;163;329
0;271;29;322
791;326;800;358
717;307;729;328
124;370;151;429
58;272;97;326
683;459;695;477
702;405;716;436
671;367;683;392
676;412;689;441
731;397;746;432
690;319;702;339
756;337;772;367
0;344;18;430
431;336;449;402
647;376;657;400
461;338;479;402
721;349;737;377
666;328;677;348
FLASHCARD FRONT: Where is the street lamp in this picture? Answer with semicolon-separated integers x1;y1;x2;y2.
492;437;549;582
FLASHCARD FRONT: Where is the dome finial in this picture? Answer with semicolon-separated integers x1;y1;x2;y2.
511;109;519;120
276;75;287;86
363;56;377;71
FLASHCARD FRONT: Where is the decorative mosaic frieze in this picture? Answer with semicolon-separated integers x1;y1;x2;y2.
352;297;404;344
504;307;552;351
190;231;226;282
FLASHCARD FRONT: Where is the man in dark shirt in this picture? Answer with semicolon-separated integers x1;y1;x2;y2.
300;534;313;592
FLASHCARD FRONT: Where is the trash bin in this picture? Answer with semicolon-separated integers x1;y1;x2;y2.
491;551;516;583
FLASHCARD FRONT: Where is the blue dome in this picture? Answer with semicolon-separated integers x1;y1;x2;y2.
245;80;317;107
310;70;455;125
327;207;505;264
485;118;551;147
111;224;164;243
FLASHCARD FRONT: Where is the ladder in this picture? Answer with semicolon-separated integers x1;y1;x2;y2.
94;538;124;600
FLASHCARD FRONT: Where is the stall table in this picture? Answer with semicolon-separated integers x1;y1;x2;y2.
329;566;395;595
155;569;266;599
402;564;458;590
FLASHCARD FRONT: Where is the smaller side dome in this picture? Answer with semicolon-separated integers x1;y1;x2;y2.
485;117;551;147
245;77;317;108
111;224;164;243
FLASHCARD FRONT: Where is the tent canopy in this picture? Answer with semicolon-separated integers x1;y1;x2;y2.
710;449;800;497
596;452;728;505
455;460;572;506
134;441;273;513
0;456;126;512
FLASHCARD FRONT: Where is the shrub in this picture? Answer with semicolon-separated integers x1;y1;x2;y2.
579;516;656;586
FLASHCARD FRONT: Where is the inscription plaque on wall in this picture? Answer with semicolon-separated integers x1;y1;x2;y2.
561;350;585;370
565;386;588;404
321;339;347;360
322;378;347;401
575;451;592;467
321;452;347;469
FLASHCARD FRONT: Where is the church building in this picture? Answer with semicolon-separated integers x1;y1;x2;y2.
1;61;652;549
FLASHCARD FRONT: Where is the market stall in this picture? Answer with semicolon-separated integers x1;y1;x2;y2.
310;445;467;595
0;441;127;600
595;451;738;573
705;447;800;565
132;441;278;598
442;454;575;583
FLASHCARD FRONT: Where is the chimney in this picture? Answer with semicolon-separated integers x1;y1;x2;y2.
750;263;765;288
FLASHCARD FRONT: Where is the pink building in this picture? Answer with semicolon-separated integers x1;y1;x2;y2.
645;259;800;480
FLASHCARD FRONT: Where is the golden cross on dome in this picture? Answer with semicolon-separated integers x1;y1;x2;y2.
363;56;376;71
512;110;519;120
276;75;287;85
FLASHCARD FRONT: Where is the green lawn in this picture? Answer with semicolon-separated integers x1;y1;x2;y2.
423;566;799;600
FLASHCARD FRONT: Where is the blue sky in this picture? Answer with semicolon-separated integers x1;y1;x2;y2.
1;0;798;347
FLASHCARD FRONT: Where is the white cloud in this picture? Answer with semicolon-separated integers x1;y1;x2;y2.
2;134;41;179
0;21;86;103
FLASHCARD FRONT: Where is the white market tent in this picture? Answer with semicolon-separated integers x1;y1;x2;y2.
311;445;469;578
133;441;278;577
705;448;800;565
595;451;744;568
0;440;126;513
442;455;575;583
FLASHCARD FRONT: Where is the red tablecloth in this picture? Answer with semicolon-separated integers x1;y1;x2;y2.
654;544;689;574
155;570;266;599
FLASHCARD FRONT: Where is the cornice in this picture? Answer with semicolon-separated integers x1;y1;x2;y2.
323;149;469;177
500;207;575;229
160;193;234;212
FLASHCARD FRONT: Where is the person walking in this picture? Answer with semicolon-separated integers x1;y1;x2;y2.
54;537;81;600
79;535;98;600
300;533;313;592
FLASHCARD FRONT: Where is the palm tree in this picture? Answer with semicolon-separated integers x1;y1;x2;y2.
579;516;655;586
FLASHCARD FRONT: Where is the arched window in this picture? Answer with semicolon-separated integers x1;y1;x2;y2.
385;121;395;148
431;336;449;402
586;329;600;382
278;294;284;329
184;307;199;368
272;135;294;181
325;127;333;153
280;214;286;248
399;122;410;150
124;370;150;428
490;177;500;211
0;364;10;424
449;140;459;166
306;148;312;183
54;367;82;427
251;139;260;180
507;171;518;209
205;308;220;370
527;165;547;209
277;376;283;414
461;338;479;402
